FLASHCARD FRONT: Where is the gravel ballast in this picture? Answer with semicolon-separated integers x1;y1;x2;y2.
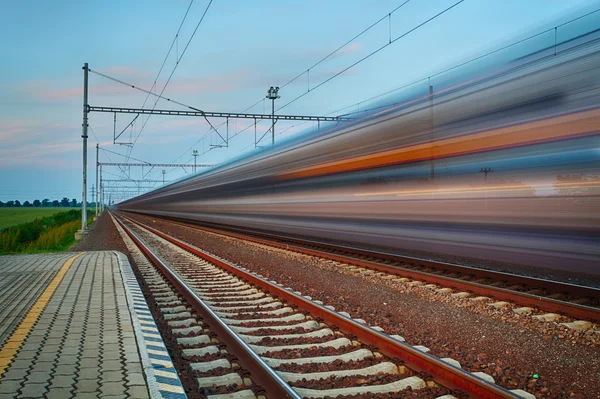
122;213;600;398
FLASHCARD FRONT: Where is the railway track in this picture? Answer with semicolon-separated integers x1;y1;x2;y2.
112;212;535;399
127;213;600;325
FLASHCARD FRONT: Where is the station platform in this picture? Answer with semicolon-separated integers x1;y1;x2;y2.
0;251;186;399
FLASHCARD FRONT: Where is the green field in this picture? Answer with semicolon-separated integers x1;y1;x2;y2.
0;208;85;230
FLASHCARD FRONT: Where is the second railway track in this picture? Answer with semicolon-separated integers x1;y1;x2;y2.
125;213;600;325
111;212;537;399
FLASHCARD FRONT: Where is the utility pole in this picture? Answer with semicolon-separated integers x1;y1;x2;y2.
81;62;89;231
91;185;95;208
266;86;280;146
95;143;99;216
192;150;198;173
162;169;166;184
99;164;103;213
479;167;493;183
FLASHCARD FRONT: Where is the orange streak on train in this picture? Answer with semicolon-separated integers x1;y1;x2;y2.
277;108;600;180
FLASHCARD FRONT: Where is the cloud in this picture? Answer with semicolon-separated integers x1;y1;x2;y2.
0;119;85;168
37;84;136;100
30;67;258;102
338;42;362;56
0;119;72;144
0;140;81;168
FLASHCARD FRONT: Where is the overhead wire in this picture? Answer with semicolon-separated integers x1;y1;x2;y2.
279;0;411;90
327;6;600;119
171;0;462;165
112;0;195;156
89;0;213;170
276;0;465;112
121;1;465;182
169;1;415;163
129;0;215;152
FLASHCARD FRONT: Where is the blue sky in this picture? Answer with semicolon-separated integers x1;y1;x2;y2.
0;0;597;202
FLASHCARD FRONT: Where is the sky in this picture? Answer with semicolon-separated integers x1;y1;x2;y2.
0;0;598;203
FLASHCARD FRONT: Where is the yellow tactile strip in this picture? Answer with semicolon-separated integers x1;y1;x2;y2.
0;252;84;378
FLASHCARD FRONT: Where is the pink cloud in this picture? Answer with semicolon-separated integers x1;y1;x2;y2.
338;42;362;56
37;84;137;100
0;140;81;168
32;67;257;101
0;117;88;169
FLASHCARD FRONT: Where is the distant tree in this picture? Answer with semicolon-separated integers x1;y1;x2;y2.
6;201;15;207
70;198;77;207
14;200;21;207
42;199;50;207
0;201;4;207
23;201;32;207
33;199;41;207
52;200;59;207
60;197;70;207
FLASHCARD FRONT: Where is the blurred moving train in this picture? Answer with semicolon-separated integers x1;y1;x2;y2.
120;27;600;276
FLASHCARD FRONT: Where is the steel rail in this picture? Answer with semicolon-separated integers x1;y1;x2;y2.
112;213;301;399
119;213;518;399
130;213;600;323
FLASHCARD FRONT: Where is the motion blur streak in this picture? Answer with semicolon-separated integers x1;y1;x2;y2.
276;109;600;180
120;25;600;277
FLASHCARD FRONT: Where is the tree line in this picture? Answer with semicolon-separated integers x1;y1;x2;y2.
0;198;94;208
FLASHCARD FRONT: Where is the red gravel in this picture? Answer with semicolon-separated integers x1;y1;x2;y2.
125;213;600;398
70;212;129;252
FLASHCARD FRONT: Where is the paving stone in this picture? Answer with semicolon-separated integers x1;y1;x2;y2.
123;352;141;364
99;381;127;396
60;346;79;355
62;339;82;348
4;358;33;370
35;352;57;362
26;371;52;384
0;252;167;399
101;370;125;382
100;360;123;371
46;388;74;398
125;372;147;386
127;385;150;398
79;367;101;380
23;336;44;345
80;358;100;368
124;362;143;375
19;382;49;398
53;365;77;376
0;379;23;394
75;378;100;393
14;350;38;360
72;392;101;399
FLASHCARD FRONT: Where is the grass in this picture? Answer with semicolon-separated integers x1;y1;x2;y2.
0;208;89;230
0;209;94;255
